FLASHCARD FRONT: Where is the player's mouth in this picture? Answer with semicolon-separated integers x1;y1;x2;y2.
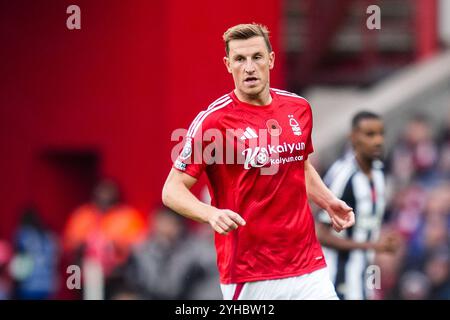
244;77;259;86
372;146;384;158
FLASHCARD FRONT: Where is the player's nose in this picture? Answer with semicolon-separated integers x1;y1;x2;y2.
374;134;384;146
244;59;256;73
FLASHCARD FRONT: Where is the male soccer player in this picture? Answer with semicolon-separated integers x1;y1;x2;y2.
162;23;354;300
316;111;398;300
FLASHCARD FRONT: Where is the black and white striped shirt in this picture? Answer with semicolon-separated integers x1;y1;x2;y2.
317;152;386;300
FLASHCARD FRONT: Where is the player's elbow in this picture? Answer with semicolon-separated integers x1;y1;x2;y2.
161;178;174;208
161;186;168;207
162;169;196;209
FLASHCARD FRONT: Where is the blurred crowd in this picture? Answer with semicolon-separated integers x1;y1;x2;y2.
0;111;449;300
0;180;222;300
375;111;450;300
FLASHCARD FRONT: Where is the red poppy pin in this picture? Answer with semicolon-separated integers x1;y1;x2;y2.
266;119;282;136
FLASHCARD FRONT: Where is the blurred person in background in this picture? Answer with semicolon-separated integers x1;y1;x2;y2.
394;183;450;300
396;270;431;300
316;111;399;300
9;207;59;299
372;226;407;300
438;107;450;146
63;179;147;299
424;246;450;299
436;108;450;180
382;112;450;300
388;114;439;188
386;184;428;239
405;183;450;270
120;207;222;300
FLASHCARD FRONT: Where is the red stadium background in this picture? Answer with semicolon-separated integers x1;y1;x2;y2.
0;0;284;239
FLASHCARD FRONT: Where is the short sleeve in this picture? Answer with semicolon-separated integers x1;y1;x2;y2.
172;113;216;179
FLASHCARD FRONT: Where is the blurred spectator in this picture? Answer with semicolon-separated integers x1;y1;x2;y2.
424;247;450;299
0;240;13;300
9;207;59;299
63;179;147;298
388;184;427;239
373;232;406;300
119;207;221;300
389;114;439;187
438;108;450;146
187;224;222;300
404;184;450;270
437;109;450;179
397;271;431;300
381;112;450;300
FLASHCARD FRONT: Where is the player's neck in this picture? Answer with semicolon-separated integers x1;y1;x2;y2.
234;87;272;106
355;153;372;178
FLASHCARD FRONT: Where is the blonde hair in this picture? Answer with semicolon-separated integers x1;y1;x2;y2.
223;23;272;56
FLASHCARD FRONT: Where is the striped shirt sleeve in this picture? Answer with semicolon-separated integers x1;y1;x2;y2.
173;94;232;179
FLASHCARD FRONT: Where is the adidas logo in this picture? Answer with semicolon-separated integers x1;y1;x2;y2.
240;127;258;140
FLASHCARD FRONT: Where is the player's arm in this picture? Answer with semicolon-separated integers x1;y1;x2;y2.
304;159;355;232
162;168;246;235
316;222;399;252
316;222;372;251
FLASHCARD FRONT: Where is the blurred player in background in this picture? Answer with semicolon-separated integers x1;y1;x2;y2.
316;111;399;300
162;23;355;300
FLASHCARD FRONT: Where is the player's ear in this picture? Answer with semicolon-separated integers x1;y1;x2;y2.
223;56;232;73
269;51;275;70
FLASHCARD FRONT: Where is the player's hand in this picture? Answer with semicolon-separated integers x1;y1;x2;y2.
326;198;355;233
206;208;246;235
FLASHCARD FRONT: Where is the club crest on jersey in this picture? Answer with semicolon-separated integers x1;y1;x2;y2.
266;119;282;137
288;115;302;136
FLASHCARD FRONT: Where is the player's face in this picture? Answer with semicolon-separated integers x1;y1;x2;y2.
352;118;385;160
224;36;275;98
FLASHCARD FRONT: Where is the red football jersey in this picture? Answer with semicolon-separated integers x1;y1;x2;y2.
173;88;326;284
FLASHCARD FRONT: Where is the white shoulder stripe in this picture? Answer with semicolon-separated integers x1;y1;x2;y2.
187;96;231;137
207;94;230;110
271;88;300;96
188;99;232;138
187;94;230;137
271;88;309;102
274;92;309;103
275;91;300;97
276;92;309;103
272;88;298;95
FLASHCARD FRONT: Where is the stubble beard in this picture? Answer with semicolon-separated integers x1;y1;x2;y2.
240;81;269;101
